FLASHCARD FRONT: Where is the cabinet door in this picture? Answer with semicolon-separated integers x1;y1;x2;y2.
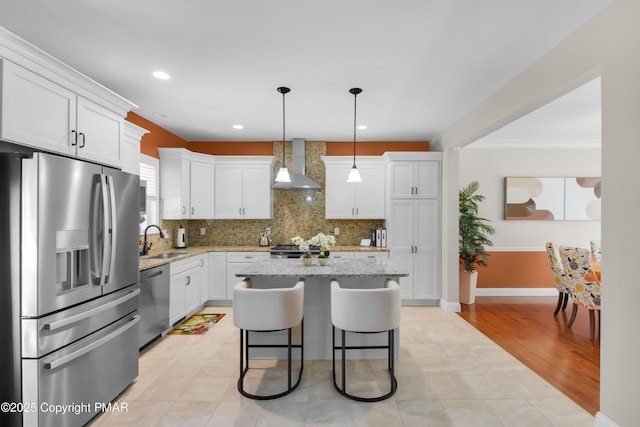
413;199;440;299
190;160;213;219
169;271;188;325
208;252;227;300
198;255;209;304
214;164;243;218
183;267;201;316
1;60;76;156
388;200;415;299
389;162;414;199
76;97;122;167
325;164;355;218
242;164;272;219
226;263;249;301
354;164;385;218
354;251;388;262
414;162;440;199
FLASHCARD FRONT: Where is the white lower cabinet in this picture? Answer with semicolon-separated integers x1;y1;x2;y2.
169;254;207;325
330;252;355;260
226;252;270;300
354;251;389;262
208;252;227;300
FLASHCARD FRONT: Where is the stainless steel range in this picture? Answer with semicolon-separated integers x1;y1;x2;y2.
270;244;320;259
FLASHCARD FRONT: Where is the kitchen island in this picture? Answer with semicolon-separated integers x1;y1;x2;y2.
235;258;408;360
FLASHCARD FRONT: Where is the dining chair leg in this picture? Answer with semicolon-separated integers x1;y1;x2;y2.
589;309;596;341
553;293;564;316
568;303;578;328
562;292;569;310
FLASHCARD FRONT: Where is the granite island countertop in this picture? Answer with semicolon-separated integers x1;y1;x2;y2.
138;245;389;271
235;258;408;278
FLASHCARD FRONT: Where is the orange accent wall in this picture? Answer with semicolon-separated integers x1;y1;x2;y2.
476;251;554;289
326;141;429;155
126;112;187;158
187;141;273;156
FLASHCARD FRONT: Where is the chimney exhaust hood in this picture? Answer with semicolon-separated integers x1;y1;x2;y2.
272;138;321;190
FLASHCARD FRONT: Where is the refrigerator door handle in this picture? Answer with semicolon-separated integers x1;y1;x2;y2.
44;315;140;370
106;175;117;285
99;175;110;286
43;288;140;331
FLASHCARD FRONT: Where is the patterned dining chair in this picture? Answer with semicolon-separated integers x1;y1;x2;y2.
545;242;571;316
590;240;602;262
559;245;601;341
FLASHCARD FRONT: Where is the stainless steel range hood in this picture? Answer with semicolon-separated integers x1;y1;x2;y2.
273;138;321;190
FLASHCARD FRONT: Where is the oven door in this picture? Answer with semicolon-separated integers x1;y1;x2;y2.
22;312;139;427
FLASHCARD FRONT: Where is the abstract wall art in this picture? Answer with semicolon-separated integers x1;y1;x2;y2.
504;177;601;221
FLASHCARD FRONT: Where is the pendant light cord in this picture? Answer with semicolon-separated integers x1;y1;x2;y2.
353;91;357;167
282;89;286;167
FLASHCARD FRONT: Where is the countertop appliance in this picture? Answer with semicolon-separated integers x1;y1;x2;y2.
0;151;140;427
270;244;320;259
139;264;170;349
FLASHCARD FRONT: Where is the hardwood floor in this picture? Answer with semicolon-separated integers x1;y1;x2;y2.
457;296;600;416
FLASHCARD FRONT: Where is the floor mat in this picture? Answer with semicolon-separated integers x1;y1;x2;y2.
168;312;225;335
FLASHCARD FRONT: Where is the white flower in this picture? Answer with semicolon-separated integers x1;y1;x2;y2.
291;236;310;253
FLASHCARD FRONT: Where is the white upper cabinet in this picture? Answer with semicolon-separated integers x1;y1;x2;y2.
214;157;274;219
0;54;133;168
121;121;149;175
387;154;440;199
322;157;386;219
159;148;215;220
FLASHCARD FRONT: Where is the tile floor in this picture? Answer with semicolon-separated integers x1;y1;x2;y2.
89;307;595;426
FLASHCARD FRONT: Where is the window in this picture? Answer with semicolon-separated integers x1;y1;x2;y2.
139;154;160;235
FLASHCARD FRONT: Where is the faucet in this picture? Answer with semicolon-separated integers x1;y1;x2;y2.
142;225;165;255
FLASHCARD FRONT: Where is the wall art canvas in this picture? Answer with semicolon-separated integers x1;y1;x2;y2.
505;177;601;221
505;177;565;220
564;177;601;220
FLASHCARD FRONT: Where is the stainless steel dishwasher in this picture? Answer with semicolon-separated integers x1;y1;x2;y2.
139;264;170;349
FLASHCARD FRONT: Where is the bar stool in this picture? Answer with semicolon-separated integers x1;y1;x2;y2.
330;278;401;402
233;278;305;400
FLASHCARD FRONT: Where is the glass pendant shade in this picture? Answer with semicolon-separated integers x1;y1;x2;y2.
274;86;291;183
347;165;362;183
275;166;291;182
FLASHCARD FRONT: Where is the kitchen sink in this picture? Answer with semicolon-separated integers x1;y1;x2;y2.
147;252;188;260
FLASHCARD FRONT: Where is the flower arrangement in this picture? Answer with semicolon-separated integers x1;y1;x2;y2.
309;232;336;258
291;236;312;259
291;233;337;259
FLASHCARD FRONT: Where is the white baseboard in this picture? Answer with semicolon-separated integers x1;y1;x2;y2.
475;288;559;297
595;412;620;427
439;299;461;312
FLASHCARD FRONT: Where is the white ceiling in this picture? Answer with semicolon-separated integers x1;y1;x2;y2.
0;0;610;143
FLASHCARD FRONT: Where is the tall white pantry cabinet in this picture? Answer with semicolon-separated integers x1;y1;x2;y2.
385;152;442;302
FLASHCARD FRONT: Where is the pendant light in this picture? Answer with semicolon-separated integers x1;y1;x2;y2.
275;86;291;183
347;87;363;183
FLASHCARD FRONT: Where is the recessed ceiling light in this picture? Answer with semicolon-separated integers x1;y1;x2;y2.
233;124;244;130
151;112;167;118
358;125;368;130
152;71;170;80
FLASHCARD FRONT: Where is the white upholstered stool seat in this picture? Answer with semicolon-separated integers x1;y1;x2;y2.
233;278;305;400
330;278;401;402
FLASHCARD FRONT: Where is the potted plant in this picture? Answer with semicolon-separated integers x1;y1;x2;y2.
309;232;336;266
292;236;313;265
459;181;495;304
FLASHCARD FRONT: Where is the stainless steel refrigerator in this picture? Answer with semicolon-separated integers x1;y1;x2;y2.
0;150;141;427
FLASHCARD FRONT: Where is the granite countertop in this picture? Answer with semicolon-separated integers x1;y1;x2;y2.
138;245;389;271
235;258;408;278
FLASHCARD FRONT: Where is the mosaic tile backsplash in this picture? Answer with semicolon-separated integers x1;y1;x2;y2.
140;141;384;250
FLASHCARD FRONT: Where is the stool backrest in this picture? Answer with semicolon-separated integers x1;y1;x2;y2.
233;278;305;331
331;278;401;333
